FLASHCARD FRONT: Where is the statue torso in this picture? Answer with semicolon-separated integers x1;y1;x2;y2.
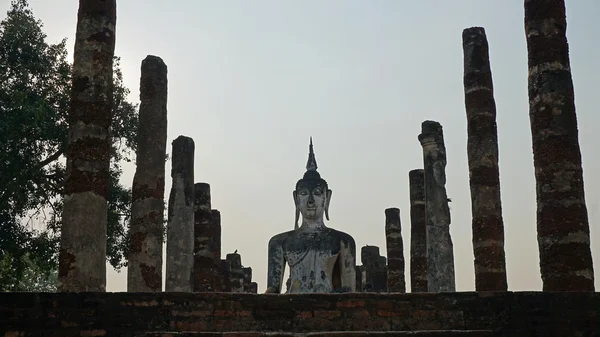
275;227;352;293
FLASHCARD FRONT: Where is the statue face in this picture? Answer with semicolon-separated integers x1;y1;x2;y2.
296;184;327;220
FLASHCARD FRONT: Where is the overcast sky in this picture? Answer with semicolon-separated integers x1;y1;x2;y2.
6;0;599;292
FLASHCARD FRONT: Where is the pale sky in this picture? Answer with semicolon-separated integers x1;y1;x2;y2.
6;0;599;292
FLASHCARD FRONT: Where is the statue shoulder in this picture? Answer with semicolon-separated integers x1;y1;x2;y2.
268;230;295;246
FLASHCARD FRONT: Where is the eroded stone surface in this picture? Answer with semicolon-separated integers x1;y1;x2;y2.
127;55;168;292
266;139;356;293
58;0;116;292
385;208;405;293
409;169;427;293
462;27;508;292
524;0;595;291
418;121;455;292
166;136;195;292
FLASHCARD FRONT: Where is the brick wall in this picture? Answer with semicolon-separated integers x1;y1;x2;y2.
0;292;598;336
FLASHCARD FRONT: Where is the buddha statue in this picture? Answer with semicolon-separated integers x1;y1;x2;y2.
266;139;357;293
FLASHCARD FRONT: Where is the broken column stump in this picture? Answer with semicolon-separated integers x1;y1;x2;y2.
58;0;116;292
385;208;406;293
525;0;595;291
409;169;428;293
127;55;168;292
193;183;221;292
361;246;387;293
226;252;245;293
165;136;195;292
418;121;456;292
462;27;508;292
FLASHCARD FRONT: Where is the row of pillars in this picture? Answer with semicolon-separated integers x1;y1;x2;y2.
54;0;260;293
381;15;596;292
125;60;257;293
57;0;594;292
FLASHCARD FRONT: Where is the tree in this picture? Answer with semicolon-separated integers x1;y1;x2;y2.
0;0;138;291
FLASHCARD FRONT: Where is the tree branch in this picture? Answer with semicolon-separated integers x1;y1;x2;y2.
36;149;63;169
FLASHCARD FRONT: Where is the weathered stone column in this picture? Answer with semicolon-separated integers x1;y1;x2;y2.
525;0;595;291
462;27;508;292
409;169;428;293
58;0;116;292
361;246;387;293
165;136;195;292
226;252;245;293
211;209;222;291
127;56;168;292
193;183;221;292
418;121;456;292
385;208;405;293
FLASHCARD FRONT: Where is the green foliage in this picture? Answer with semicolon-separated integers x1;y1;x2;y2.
0;0;139;291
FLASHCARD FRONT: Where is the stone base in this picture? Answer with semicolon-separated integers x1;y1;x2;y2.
0;292;598;337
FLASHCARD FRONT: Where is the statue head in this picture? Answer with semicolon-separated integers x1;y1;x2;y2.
293;138;332;228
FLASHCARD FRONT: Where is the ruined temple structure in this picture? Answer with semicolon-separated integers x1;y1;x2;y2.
359;245;388;293
4;0;598;336
266;139;357;293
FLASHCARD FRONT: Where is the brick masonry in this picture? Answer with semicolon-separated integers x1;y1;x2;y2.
0;292;597;336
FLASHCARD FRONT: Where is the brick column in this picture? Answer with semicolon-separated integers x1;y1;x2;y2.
219;259;231;292
211;209;222;291
226;253;245;293
409;169;428;292
193;183;220;292
361;246;387;293
462;27;508;291
524;0;594;291
58;0;116;292
355;266;364;292
385;208;405;293
242;267;252;293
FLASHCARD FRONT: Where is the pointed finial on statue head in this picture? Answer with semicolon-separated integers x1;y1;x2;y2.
306;136;318;171
294;137;332;227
